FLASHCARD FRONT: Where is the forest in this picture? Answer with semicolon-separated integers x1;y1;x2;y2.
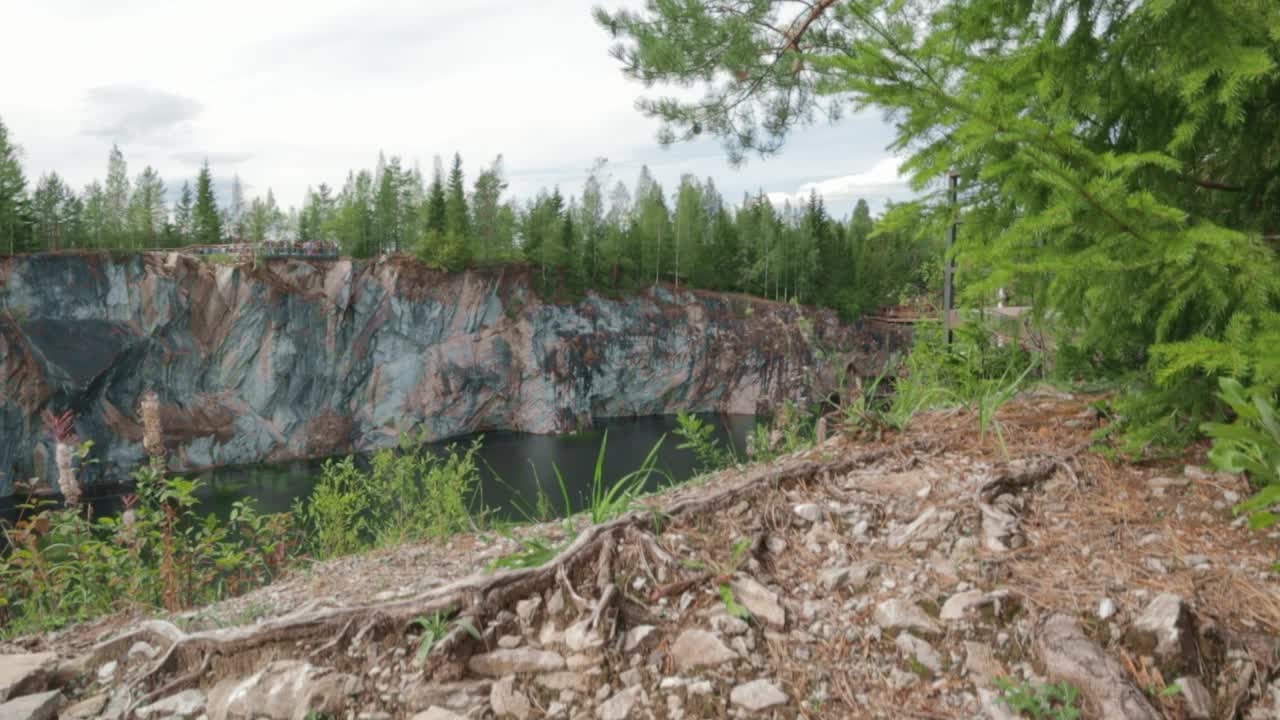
0;120;939;319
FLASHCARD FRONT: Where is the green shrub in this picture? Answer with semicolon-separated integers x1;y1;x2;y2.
0;457;294;636
674;412;734;472
1203;378;1280;531
295;436;483;558
995;677;1082;720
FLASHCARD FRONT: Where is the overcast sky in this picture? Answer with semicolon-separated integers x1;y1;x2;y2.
0;0;912;218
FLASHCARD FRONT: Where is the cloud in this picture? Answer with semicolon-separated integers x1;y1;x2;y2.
170;151;254;166
82;85;202;144
766;156;910;208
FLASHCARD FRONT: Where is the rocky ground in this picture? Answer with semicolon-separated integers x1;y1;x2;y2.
3;388;1279;719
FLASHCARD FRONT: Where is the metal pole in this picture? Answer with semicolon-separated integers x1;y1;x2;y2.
943;169;958;345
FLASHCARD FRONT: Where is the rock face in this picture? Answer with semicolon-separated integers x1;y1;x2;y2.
0;253;900;494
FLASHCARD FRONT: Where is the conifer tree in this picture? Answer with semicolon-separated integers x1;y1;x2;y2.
0;117;30;255
171;181;195;247
192;160;222;245
127;167;167;249
425;158;447;236
598;0;1280;445
31;173;70;251
445;153;469;240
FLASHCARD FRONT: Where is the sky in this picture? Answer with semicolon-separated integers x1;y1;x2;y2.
0;0;914;219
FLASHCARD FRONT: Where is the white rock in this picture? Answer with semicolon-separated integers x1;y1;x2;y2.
729;679;788;711
0;689;63;720
96;661;119;685
468;649;565;677
411;709;466;720
888;507;956;549
671;630;737;672
729;576;786;627
1126;593;1195;667
873;599;942;636
136;689;205;720
623;625;656;652
963;642;1003;685
0;652;57;703
895;633;942;674
819;567;850;591
687;680;713;695
489;676;531;720
793;503;823;523
597;687;643;720
1097;597;1117;620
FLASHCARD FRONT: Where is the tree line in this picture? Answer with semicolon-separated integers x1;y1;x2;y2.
0;116;938;318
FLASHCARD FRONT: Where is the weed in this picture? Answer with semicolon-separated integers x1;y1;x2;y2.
585;431;667;524
412;610;453;664
995;677;1082;720
718;583;751;620
674;412;735;472
0;459;294;636
487;529;574;571
1203;378;1280;530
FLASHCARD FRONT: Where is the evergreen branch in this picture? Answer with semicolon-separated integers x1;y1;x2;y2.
781;0;840;54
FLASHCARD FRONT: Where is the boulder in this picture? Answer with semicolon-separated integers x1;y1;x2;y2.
0;690;63;720
206;660;358;720
0;653;57;702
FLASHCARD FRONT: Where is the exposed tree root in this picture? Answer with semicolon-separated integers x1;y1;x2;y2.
94;441;930;711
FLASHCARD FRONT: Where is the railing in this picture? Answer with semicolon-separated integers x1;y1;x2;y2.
186;242;340;259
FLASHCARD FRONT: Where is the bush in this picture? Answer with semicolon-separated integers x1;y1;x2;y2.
0;457;294;636
294;436;482;558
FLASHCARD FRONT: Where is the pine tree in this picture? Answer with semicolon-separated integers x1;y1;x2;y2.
445;153;469;241
192;160;222;245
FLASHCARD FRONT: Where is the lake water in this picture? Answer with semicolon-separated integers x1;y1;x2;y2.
1;414;758;527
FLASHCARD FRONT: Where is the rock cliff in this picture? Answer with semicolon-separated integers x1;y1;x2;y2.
0;252;900;495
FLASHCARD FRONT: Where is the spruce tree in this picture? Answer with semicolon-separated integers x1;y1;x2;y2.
445;153;469;240
172;182;195;247
193;160;222;245
425;158;447;236
0;117;30;255
598;0;1280;446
